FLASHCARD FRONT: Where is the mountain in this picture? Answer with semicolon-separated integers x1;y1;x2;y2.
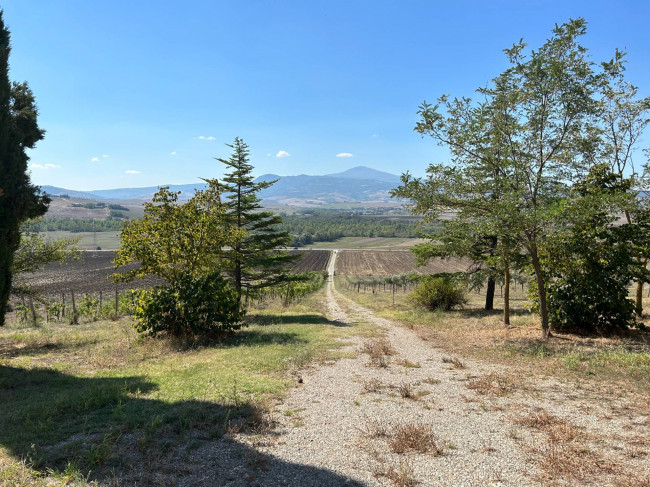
40;166;402;205
41;186;105;200
325;166;401;184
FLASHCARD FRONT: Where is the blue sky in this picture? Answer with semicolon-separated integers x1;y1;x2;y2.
2;0;649;190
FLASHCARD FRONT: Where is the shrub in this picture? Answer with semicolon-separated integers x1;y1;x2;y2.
409;275;467;311
133;271;244;337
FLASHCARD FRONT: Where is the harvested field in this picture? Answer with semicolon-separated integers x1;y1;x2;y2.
16;251;161;297
17;250;330;298
335;250;467;276
287;250;331;272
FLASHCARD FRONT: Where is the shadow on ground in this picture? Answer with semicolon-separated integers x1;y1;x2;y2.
0;365;363;486
249;313;349;327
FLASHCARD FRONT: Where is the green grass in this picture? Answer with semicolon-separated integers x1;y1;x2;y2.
0;291;371;484
40;231;122;250
310;236;424;249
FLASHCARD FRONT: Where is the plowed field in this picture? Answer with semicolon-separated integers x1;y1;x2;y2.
335;250;467;276
288;250;331;272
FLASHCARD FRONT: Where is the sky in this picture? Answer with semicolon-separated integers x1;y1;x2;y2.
2;0;649;190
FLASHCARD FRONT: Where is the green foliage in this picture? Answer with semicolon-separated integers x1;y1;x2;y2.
540;165;650;333
132;272;244;337
0;11;49;325
409;274;468;311
26;217;125;232
114;183;240;283
215;138;295;303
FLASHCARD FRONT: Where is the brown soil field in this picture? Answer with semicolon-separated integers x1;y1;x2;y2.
288;250;331;272
335;250;467;276
17;250;331;297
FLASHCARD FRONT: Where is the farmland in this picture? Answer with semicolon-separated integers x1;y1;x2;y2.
16;250;331;297
334;250;467;276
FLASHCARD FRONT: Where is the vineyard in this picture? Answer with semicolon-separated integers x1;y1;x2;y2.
334;250;467;276
287;250;331;272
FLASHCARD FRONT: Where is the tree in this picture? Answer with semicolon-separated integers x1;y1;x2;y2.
396;19;606;338
114;183;241;282
599;51;650;316
114;183;245;336
0;11;49;326
214;138;295;305
541;164;650;333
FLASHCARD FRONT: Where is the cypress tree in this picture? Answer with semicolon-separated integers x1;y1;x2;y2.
0;10;49;326
213;137;294;304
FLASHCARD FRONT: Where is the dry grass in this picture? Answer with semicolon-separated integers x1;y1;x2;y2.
362;337;396;367
422;377;440;385
467;372;517;396
359;419;391;439
382;461;418;487
441;356;465;369
362;378;384;393
389;423;443;455
398;382;417;400
394;358;421;368
515;409;582;442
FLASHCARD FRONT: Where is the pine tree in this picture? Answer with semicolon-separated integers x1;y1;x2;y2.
0;11;49;326
213;137;295;304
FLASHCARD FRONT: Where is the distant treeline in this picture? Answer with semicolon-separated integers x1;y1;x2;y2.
28;217;125;232
277;214;436;246
29;211;436;244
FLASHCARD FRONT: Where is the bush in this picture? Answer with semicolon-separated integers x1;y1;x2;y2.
133;272;245;337
409;274;467;311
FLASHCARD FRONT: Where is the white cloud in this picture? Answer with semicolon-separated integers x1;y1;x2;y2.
371;134;380;138
170;151;177;156
102;154;109;158
266;153;272;157
30;163;61;170
276;150;290;158
91;157;99;162
197;136;216;141
125;170;140;174
336;152;354;158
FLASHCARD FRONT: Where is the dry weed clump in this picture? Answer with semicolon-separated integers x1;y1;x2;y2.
389;423;444;455
362;378;384;393
394;358;421;368
441;356;465;369
362;338;396;367
516;409;581;443
359;419;391;439
467;372;516;396
398;382;417;400
381;461;418;487
531;441;619;483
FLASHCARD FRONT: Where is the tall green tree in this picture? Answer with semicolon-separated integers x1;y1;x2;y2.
214;138;295;304
599;51;650;316
397;19;606;339
0;11;49;326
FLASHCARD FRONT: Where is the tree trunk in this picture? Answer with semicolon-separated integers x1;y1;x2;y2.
636;278;644;317
530;245;550;339
485;277;496;311
504;265;510;326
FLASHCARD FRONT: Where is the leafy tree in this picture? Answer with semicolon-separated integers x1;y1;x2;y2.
599;51;650;316
398;19;607;338
0;11;49;326
214;138;295;304
114;183;241;282
114;183;244;336
541;164;650;333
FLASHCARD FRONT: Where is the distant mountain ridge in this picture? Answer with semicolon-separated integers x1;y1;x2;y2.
42;166;402;205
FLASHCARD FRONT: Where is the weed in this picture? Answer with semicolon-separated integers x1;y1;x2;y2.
389;423;443;455
362;378;383;393
395;358;421;368
362;338;396;367
398;382;417;400
422;377;440;385
359;419;390;439
442;356;465;369
467;373;516;396
382;461;418;487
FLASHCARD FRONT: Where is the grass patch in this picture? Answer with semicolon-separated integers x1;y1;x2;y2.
0;290;371;484
389;423;443;455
